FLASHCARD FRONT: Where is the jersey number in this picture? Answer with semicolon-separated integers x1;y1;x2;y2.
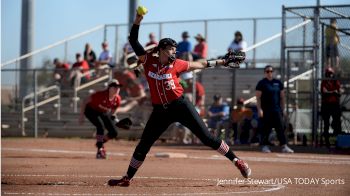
165;80;176;90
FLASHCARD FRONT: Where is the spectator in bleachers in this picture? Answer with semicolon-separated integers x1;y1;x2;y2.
192;34;208;61
121;38;137;68
69;53;90;87
180;71;206;117
83;43;97;69
207;94;231;144
53;58;70;85
113;68;146;100
228;31;247;52
321;67;342;148
325;18;340;72
96;41;113;67
246;103;260;145
177;31;193;61
231;98;254;144
95;41;113;77
145;32;158;47
113;68;147;126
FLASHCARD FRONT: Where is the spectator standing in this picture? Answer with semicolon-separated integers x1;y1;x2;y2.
325;19;340;71
256;65;294;153
321;67;342;148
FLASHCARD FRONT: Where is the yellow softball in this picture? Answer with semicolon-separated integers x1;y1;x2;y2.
137;6;148;16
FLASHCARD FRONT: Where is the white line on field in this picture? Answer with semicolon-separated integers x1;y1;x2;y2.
2;147;126;156
1;174;215;182
2;174;285;195
3;147;350;165
275;154;350;160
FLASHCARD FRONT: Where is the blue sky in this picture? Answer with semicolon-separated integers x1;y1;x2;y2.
1;0;349;66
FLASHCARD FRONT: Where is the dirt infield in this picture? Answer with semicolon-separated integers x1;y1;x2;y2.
2;138;350;195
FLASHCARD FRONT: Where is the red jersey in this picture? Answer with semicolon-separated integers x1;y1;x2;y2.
87;90;121;113
321;80;341;104
63;63;70;70
143;53;189;105
184;82;205;106
72;60;90;80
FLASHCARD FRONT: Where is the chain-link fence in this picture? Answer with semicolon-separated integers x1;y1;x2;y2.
282;4;350;145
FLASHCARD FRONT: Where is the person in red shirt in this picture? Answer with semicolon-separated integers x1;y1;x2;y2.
114;68;148;126
108;13;250;187
113;68;146;99
79;79;137;159
53;58;70;85
192;34;208;61
145;32;158;47
70;53;90;87
321;67;342;147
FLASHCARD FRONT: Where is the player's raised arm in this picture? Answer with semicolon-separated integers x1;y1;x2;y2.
129;14;147;64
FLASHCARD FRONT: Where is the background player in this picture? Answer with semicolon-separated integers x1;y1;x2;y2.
79;79;137;159
108;12;250;187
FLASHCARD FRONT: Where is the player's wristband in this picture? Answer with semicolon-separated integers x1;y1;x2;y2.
206;60;217;68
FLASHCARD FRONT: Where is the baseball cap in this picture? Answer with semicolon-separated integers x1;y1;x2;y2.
108;79;123;88
195;34;205;41
182;31;190;38
158;38;177;50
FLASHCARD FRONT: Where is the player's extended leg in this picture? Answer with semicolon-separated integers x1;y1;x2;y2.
175;97;251;178
84;106;107;159
108;108;173;186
